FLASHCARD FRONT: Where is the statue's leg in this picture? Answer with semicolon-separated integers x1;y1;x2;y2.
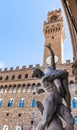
37;93;57;130
57;104;74;130
47;114;63;130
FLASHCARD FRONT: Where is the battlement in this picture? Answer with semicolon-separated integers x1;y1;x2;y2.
48;8;61;16
0;64;43;72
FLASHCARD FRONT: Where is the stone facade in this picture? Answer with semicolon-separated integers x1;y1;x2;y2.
0;9;77;130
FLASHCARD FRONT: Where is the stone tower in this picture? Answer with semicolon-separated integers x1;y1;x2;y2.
43;9;66;66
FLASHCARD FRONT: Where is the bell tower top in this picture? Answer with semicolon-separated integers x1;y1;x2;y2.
43;9;66;66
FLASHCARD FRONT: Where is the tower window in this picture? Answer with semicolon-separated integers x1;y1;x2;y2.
51;15;58;21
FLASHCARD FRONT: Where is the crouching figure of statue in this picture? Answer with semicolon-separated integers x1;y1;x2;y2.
33;44;74;130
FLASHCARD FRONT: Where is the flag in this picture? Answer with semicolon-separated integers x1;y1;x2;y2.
21;122;24;130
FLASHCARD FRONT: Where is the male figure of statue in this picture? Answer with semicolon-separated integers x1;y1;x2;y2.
33;44;74;130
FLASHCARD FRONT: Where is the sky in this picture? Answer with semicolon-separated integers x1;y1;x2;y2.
0;0;73;69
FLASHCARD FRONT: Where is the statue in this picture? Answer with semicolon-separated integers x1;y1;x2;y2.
33;44;74;130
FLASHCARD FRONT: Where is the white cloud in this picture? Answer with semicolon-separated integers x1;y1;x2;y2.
0;62;5;68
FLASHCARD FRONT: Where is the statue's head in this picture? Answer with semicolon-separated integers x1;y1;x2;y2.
32;68;44;78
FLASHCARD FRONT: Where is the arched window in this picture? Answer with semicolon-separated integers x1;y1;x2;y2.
5;75;9;80
12;75;15;80
19;98;26;107
32;83;36;92
72;98;77;108
0;86;4;93
74;116;77;124
14;126;21;130
0;76;3;80
1;125;8;130
8;99;14;107
4;85;8;93
69;80;74;84
17;84;21;93
18;74;21;79
27;84;31;92
0;99;3;107
25;74;28;78
22;84;26;93
31;99;37;107
12;85;16;93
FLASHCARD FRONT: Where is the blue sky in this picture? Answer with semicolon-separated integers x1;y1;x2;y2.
0;0;73;69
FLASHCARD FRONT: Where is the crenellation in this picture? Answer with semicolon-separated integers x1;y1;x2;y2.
35;64;40;68
22;65;26;70
48;9;61;16
4;68;8;72
29;65;33;69
10;67;14;71
15;66;20;70
66;60;71;64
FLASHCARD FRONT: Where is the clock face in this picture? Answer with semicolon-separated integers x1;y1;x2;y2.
46;55;58;65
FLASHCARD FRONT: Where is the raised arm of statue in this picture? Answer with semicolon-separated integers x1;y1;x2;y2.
45;44;56;69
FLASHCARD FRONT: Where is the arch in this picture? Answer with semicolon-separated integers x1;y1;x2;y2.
31;99;37;107
17;84;21;93
12;85;17;93
0;98;3;107
25;74;28;78
69;80;74;84
74;116;77;125
4;85;8;93
8;85;12;93
18;74;22;79
51;15;58;22
19;98;26;107
22;84;27;93
26;84;31;92
1;125;8;130
5;75;9;80
14;126;21;130
0;76;3;80
0;86;4;93
8;98;14;107
11;75;15;80
32;83;36;92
